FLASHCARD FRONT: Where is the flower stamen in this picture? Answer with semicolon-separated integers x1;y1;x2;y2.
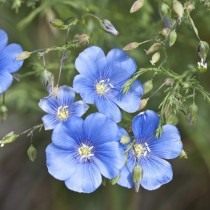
133;143;150;158
78;143;94;160
57;106;69;121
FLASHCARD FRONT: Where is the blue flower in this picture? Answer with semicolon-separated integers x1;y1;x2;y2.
0;29;23;94
117;110;183;191
39;85;89;130
73;46;143;122
46;113;125;193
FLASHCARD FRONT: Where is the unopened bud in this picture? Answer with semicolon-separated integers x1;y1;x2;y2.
169;30;177;47
50;19;67;30
160;3;170;16
143;80;153;94
27;144;37;162
16;51;32;60
173;0;184;20
150;52;160;65
0;131;19;147
140;98;149;110
145;43;161;55
133;165;143;192
100;19;119;36
130;0;144;13
198;41;209;61
123;42;140;51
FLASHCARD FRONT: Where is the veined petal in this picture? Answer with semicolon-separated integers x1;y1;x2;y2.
95;97;121;123
65;162;102;193
140;155;173;190
117;165;133;189
132;110;160;142
71;100;89;117
42;114;59;130
114;81;143;113
0;29;8;51
57;86;75;105
75;46;106;78
39;97;58;115
0;71;13;94
94;141;125;179
52;119;81;149
0;43;23;73
46;144;77;180
107;48;136;81
84;113;119;145
73;74;95;104
150;125;182;159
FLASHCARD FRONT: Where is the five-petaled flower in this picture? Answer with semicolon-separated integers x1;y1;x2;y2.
46;113;125;193
39;85;89;130
0;29;24;94
73;46;144;122
117;110;183;191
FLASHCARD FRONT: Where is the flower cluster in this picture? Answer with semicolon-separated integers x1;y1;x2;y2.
0;29;23;94
39;46;182;193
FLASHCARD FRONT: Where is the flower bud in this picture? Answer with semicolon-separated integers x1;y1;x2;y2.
198;41;209;61
27;144;37;162
100;19;119;36
16;51;32;60
145;43;161;55
143;80;153;94
123;42;140;51
150;52;160;65
0;131;19;147
50;19;67;30
133;164;143;192
173;0;184;20
168;30;177;47
140;98;149;110
130;0;144;13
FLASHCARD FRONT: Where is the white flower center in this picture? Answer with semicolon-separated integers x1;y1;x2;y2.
133;143;150;158
78;143;94;160
57;106;69;121
95;79;113;95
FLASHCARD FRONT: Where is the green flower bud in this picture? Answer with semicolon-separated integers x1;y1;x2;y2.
133;164;143;192
150;52;160;65
145;43;161;55
27;144;37;162
173;0;184;19
50;19;67;30
143;80;153;94
160;3;170;16
169;30;177;47
0;131;19;147
100;19;119;36
123;42;140;51
16;51;32;60
130;0;144;14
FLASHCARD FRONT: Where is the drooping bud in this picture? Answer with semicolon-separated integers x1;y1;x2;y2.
16;51;32;61
168;30;177;47
130;0;144;13
27;144;37;162
0;131;19;147
123;42;140;51
100;19;119;36
150;52;160;65
143;80;153;94
173;0;184;20
133;164;143;192
145;43;161;55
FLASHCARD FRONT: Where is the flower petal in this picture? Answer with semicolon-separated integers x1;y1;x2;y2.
140;155;173;190
84;113;119;144
71;100;89;117
73;75;95;104
107;48;136;81
114;80;143;113
95;97;121;122
46;144;77;180
57;85;75;105
0;29;8;51
0;71;13;94
75;46;106;78
65;162;102;193
94;141;125;179
42;114;59;130
117;165;133;189
0;43;23;73
39;97;58;114
132;110;160;142
149;125;183;159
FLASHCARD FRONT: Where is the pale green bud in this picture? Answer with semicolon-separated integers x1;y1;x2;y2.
16;51;32;60
150;52;160;65
173;0;184;19
130;0;144;14
143;80;153;94
145;43;161;55
0;131;19;147
133;165;143;192
169;30;177;47
27;144;37;162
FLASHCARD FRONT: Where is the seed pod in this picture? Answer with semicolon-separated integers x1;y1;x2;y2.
130;0;144;13
27;144;37;162
133;165;143;192
169;30;177;47
0;131;19;147
16;51;32;60
143;80;153;94
100;19;119;36
160;3;170;16
123;42;140;51
145;43;161;55
173;0;184;19
150;52;160;65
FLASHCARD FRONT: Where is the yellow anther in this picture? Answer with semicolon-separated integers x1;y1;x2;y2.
133;143;145;158
78;143;94;159
57;106;69;121
96;81;108;95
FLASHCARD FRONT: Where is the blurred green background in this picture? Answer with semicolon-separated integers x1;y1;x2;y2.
0;0;210;210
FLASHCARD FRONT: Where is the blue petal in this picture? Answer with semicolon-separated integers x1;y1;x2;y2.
75;46;106;78
140;155;173;190
39;97;58;115
94;141;125;179
0;43;23;73
57;85;75;105
114;80;143;113
73;75;95;104
42;114;59;130
117;165;133;189
0;71;13;94
149;125;183;159
107;49;136;81
46;144;77;180
95;97;121;123
132;110;160;142
84;113;119;145
71;100;89;117
52;119;81;149
0;29;8;51
65;162;102;193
